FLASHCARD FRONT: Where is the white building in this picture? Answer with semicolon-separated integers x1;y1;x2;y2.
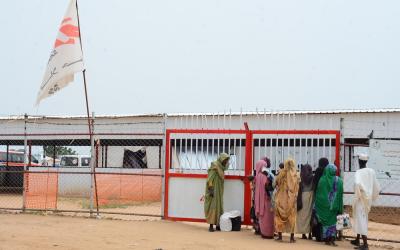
0;109;399;215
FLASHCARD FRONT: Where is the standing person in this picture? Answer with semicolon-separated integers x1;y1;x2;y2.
254;158;275;239
296;164;314;240
311;157;330;241
351;154;380;250
313;158;330;195
277;163;284;175
315;164;344;246
249;175;260;235
204;153;230;232
274;159;300;243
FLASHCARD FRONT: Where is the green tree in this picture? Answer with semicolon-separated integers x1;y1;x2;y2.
43;146;77;158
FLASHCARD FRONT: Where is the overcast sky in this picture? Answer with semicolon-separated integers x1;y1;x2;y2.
1;0;400;116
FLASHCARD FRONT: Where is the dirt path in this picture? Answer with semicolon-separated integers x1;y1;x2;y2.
0;213;397;250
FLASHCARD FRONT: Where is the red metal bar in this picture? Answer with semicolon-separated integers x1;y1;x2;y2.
28;141;32;166
243;130;253;225
167;216;249;223
252;130;340;135
95;141;99;168
167;217;206;223
168;173;243;180
167;129;246;134
6;145;9;167
335;131;341;175
164;130;171;219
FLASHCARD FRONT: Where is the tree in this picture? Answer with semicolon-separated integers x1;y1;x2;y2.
43;146;77;158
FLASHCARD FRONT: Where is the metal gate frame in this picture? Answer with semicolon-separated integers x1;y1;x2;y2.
164;129;340;225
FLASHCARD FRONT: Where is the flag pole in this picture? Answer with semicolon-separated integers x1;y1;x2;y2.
75;0;92;137
75;0;100;217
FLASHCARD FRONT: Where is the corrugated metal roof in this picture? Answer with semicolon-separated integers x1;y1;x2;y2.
0;108;399;120
168;108;400;116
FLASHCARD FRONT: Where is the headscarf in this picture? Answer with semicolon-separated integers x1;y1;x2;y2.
262;157;271;168
275;159;300;207
208;153;230;180
255;159;268;216
313;158;329;192
301;164;313;187
326;165;339;209
320;164;342;211
276;159;299;190
274;159;300;229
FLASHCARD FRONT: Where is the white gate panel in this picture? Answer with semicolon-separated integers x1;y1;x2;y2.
168;177;244;219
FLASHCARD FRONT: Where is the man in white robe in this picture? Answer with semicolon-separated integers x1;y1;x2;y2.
351;154;380;250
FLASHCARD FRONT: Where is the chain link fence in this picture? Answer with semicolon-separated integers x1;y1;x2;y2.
0;116;165;220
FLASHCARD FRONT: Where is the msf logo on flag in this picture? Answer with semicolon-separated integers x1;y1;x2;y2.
54;17;80;48
36;0;85;106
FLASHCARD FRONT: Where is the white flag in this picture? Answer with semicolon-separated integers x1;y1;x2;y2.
36;0;85;105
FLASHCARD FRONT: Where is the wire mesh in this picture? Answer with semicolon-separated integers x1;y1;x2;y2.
0;118;164;220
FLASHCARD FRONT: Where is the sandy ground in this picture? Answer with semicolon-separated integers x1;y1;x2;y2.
0;195;400;249
0;194;162;220
0;213;394;250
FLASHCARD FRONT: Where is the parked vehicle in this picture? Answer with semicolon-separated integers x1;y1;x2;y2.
59;155;91;168
0;150;41;188
0;150;40;167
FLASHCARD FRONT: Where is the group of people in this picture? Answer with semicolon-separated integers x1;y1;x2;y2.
204;153;380;250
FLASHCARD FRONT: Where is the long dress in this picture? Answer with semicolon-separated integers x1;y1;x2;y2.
296;183;313;234
311;164;326;241
204;153;229;226
274;159;300;233
315;164;343;240
352;167;380;236
254;160;275;238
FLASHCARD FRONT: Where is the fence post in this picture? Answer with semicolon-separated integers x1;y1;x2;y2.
22;113;28;212
89;112;95;217
161;113;167;219
340;118;344;177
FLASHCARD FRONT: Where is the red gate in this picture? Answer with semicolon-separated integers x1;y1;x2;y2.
164;129;340;225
